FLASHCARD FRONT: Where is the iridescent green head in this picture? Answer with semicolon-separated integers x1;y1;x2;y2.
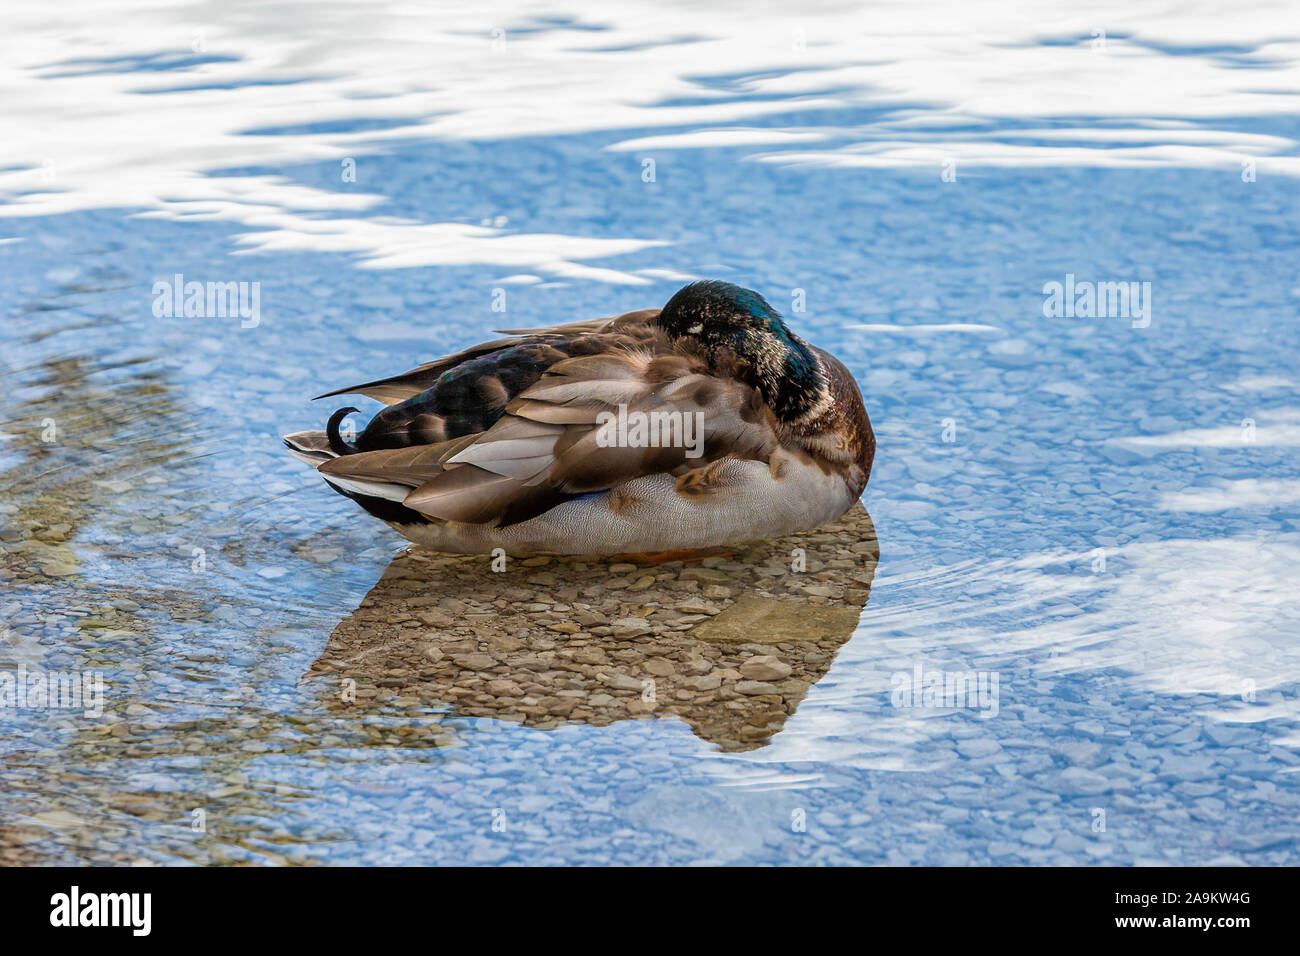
657;280;826;421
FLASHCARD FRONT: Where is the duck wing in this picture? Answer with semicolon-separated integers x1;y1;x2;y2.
319;348;779;529
314;309;660;406
402;351;778;526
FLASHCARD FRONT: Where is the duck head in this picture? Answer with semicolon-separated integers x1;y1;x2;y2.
657;280;828;422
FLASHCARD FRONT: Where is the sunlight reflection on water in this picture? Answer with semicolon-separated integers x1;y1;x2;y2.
2;0;1300;865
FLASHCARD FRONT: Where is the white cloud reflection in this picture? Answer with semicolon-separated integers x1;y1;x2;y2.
3;0;1299;277
705;533;1300;780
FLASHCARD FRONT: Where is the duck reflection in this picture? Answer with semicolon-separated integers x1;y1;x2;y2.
311;505;877;751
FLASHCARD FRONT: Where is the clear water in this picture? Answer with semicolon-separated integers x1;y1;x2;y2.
3;0;1299;864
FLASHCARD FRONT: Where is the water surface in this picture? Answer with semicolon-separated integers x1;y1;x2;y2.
2;0;1299;865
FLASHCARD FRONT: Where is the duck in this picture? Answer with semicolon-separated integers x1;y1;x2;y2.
282;280;875;556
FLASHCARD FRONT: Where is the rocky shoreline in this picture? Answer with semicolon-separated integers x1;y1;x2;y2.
313;505;878;751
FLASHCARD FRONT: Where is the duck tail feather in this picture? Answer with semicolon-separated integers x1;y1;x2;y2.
326;406;362;456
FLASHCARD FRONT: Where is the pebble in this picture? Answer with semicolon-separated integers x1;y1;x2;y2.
599;672;644;692
643;659;675;677
452;653;497;671
1058;741;1103;767
739;655;792;681
610;619;652;638
1055;767;1112;796
957;738;1001;759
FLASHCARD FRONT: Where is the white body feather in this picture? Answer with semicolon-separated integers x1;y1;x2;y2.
391;456;857;555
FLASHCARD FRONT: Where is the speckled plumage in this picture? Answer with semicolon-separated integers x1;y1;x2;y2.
283;281;875;554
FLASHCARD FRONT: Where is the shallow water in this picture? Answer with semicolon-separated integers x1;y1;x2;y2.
3;0;1300;864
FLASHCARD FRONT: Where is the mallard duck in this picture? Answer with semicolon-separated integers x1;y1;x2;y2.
283;280;875;556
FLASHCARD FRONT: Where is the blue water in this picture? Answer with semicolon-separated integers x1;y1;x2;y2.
3;2;1299;864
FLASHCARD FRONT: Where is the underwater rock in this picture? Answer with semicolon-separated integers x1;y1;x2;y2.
310;504;878;752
